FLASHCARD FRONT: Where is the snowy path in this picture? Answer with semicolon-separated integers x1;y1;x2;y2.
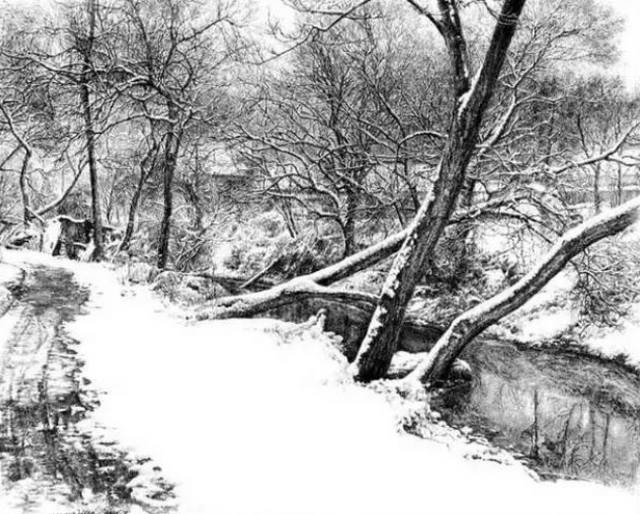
0;250;639;514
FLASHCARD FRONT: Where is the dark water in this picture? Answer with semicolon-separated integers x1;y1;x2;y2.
432;339;640;487
266;298;443;360
0;264;175;512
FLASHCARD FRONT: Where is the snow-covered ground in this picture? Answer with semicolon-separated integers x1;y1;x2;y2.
1;250;639;514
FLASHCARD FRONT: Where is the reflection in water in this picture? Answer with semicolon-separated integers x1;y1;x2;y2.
433;340;640;487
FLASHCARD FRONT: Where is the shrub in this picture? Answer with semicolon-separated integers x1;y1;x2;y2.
572;235;640;327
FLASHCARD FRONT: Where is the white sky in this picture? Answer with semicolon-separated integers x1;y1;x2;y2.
257;0;640;92
1;0;638;90
598;0;640;92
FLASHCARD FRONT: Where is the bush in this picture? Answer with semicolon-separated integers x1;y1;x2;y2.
572;235;640;327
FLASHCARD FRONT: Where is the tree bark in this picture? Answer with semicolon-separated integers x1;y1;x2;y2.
404;194;640;386
344;183;358;256
120;180;144;253
120;142;158;252
450;178;477;281
80;0;104;261
352;0;528;382
593;162;601;214
157;102;181;270
18;151;32;225
616;163;623;207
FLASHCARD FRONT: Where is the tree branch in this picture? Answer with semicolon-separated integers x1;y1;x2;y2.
405;194;640;386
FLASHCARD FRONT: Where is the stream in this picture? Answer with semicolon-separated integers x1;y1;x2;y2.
432;339;640;487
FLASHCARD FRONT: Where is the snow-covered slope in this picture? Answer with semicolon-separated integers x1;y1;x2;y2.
1;250;638;514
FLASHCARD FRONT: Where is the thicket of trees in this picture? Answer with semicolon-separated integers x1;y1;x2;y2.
2;0;639;387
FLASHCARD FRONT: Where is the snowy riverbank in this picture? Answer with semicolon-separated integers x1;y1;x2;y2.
1;250;638;514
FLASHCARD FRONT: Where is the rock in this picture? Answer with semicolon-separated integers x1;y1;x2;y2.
42;219;63;254
127;262;159;284
152;271;182;294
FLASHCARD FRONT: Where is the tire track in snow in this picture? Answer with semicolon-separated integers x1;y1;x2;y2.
0;263;175;513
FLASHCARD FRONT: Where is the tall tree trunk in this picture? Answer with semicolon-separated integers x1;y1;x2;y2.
344;184;358;256
157;103;181;270
280;199;298;238
615;163;623;207
351;0;527;381
18;150;32;225
404;194;640;386
450;178;476;281
80;0;104;260
121;186;143;253
182;181;204;232
121;168;148;253
593;163;601;214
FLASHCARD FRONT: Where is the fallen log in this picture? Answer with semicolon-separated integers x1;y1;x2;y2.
187;270;278;295
194;195;534;359
196;276;445;359
204;194;528;318
201;278;380;320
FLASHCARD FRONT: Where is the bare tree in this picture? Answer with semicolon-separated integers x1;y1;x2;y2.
111;0;250;269
0;101;33;224
76;0;106;258
240;7;450;256
351;0;528;381
1;0;124;258
403;194;640;386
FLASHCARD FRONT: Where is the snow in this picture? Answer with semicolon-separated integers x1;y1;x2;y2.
41;219;61;255
457;70;479;118
583;301;640;367
504;270;579;342
1;250;639;514
0;258;21;285
0;259;22;358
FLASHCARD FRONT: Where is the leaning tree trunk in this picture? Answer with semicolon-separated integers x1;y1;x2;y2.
18;150;32;225
80;0;104;261
351;0;528;382
120;175;146;253
450;178;477;282
404;194;640;386
615;163;623;207
157;103;181;270
120;142;158;252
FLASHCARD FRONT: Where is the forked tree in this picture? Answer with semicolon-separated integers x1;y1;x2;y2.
351;0;528;380
206;0;640;388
